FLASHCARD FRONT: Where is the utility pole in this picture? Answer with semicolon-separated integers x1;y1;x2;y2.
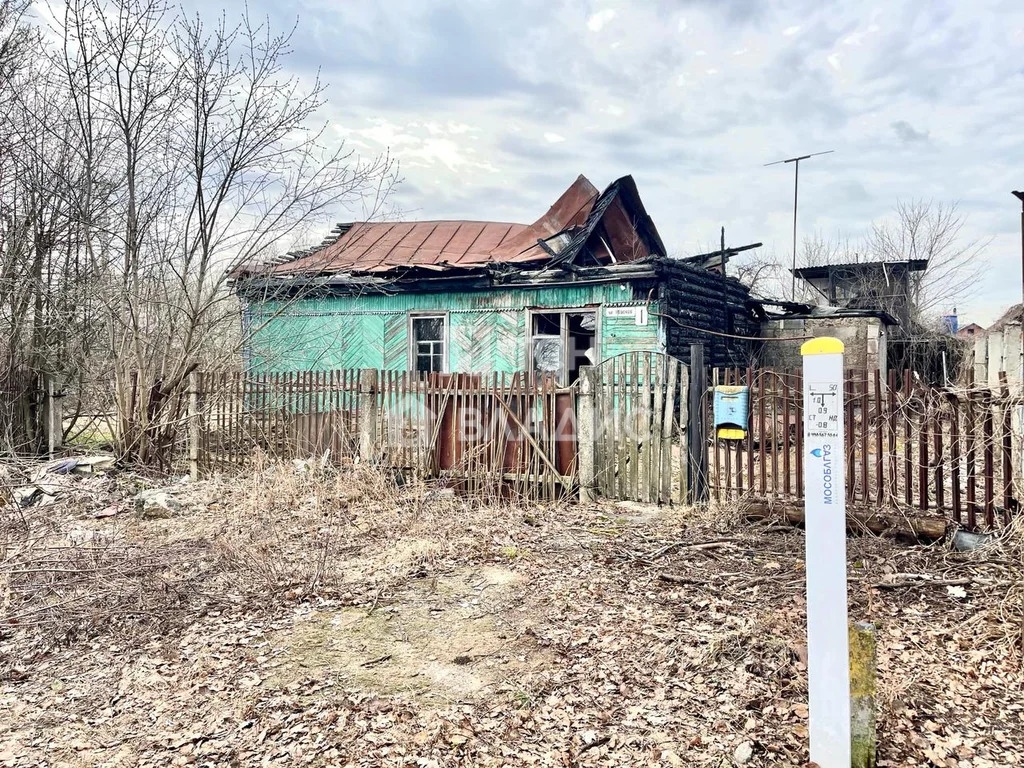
1012;192;1024;479
1013;191;1024;312
766;150;834;301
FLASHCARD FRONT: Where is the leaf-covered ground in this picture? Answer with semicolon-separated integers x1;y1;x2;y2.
1;460;1021;766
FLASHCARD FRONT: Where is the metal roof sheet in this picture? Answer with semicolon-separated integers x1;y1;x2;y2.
266;176;602;276
246;173;670;281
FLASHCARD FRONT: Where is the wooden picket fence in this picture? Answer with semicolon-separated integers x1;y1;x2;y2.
193;370;361;474
192;369;574;500
590;352;688;504
706;367;1021;529
190;359;1021;529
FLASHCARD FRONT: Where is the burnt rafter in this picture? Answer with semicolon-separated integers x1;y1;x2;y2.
548;176;667;270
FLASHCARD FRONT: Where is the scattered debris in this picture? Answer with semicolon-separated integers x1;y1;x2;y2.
870;576;972;590
52;454;116;475
133;488;181;518
733;740;755;764
952;529;994;552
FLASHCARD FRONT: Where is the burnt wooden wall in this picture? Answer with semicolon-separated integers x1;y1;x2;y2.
654;259;757;368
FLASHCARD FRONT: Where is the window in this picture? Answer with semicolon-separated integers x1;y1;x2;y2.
410;314;447;374
531;313;563;378
529;310;597;384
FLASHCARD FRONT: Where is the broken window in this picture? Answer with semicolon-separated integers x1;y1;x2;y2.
567;312;597;383
411;315;446;374
530;310;597;385
531;313;563;378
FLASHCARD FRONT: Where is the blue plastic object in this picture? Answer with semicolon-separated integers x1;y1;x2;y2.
713;385;750;439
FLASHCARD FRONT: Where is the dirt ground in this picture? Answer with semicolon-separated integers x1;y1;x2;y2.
1;458;1022;767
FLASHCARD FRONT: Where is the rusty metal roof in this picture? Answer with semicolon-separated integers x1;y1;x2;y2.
268;175;599;275
269;220;530;274
255;174;665;277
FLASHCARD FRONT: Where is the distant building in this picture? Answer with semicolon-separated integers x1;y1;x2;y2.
965;305;1023;388
989;303;1023;331
790;259;928;329
956;322;985;339
760;307;894;375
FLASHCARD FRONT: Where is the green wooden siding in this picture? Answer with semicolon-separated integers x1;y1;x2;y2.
246;283;664;373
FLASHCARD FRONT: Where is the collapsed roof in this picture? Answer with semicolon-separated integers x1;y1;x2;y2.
237;175;666;279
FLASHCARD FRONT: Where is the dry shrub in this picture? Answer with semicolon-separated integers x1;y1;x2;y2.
0;513;221;654
206;454;561;606
209;454;480;598
989;516;1024;661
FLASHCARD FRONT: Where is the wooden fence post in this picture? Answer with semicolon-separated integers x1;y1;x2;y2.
188;371;199;481
678;364;689;504
45;375;62;458
578;366;597;504
688;344;709;505
358;368;379;463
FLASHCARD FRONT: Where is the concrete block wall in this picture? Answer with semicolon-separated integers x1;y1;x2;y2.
759;317;888;374
971;323;1023;388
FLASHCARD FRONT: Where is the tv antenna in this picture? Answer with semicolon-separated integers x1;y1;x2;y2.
765;150;834;300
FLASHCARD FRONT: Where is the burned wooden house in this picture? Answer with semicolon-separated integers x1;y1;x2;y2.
234;175;758;380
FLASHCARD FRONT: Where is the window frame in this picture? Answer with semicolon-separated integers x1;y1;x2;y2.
408;312;450;375
526;307;600;385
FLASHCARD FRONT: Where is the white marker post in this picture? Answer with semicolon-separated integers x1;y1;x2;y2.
801;338;851;767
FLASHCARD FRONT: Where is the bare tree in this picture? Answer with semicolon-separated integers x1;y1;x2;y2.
795;201;985;325
0;0;397;462
729;250;784;298
868;200;986;318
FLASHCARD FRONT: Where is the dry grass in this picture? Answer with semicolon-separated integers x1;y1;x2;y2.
0;453;555;668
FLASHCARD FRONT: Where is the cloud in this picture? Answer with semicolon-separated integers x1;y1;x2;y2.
496;133;573;163
587;9;616;32
891;120;930;144
276;3;579;109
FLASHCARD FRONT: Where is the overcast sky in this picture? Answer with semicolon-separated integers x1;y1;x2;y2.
213;0;1023;325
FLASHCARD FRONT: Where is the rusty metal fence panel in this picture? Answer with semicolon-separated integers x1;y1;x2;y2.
378;370;575;501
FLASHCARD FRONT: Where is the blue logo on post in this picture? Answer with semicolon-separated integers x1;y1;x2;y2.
809;444;834;504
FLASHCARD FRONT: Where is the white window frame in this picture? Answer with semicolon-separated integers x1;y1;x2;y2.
408;312;449;374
